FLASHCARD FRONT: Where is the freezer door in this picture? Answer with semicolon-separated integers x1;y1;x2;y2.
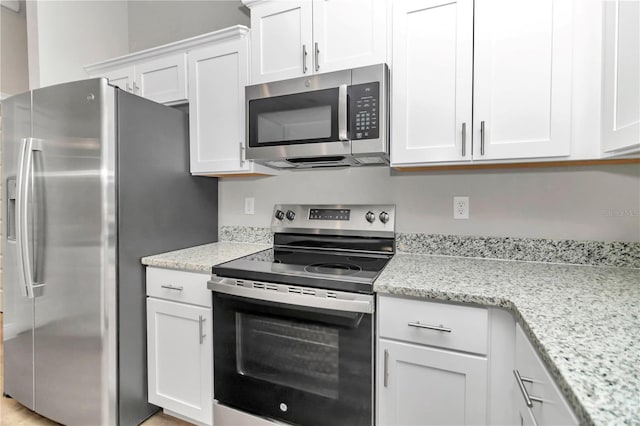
2;92;36;410
30;79;117;426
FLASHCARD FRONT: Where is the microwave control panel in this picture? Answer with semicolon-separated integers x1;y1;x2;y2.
349;82;380;140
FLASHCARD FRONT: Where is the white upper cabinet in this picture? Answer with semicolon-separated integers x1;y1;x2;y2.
601;0;640;156
391;0;575;166
134;53;188;104
249;1;313;83
473;0;573;161
101;66;134;94
87;53;188;105
245;0;388;84
87;26;277;177
312;0;388;73
188;30;276;176
391;0;473;165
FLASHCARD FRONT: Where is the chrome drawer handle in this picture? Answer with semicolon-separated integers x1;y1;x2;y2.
514;369;544;408
160;284;184;291
407;321;451;333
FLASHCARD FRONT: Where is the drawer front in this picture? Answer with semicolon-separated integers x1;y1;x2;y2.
146;267;211;307
378;295;488;355
514;324;578;426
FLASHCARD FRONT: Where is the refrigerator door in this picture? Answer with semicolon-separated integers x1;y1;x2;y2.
2;92;36;410
30;79;117;426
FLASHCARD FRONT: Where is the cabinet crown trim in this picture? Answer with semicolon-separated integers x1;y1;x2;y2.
241;0;268;7
85;25;250;73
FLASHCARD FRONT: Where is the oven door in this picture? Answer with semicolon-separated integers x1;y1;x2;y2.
212;281;374;426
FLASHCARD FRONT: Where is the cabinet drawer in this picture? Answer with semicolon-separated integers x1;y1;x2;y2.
514;324;578;426
378;296;488;355
146;267;211;307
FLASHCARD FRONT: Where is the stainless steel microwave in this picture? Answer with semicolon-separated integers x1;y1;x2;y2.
245;63;389;169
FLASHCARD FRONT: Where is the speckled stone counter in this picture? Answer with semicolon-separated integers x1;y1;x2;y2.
375;254;640;426
141;242;270;273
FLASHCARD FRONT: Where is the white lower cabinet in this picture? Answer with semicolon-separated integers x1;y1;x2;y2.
377;295;579;426
377;295;488;425
146;268;213;426
377;340;488;425
513;324;578;426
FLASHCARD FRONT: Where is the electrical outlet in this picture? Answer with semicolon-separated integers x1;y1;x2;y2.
453;196;469;219
244;197;255;215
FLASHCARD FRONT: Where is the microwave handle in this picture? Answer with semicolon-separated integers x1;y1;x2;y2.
338;84;348;141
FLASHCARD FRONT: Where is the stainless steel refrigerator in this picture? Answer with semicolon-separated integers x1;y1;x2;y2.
2;78;218;425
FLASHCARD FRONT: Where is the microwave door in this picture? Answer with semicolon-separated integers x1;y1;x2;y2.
247;87;351;161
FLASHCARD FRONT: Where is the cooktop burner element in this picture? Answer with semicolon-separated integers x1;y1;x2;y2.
212;204;396;294
304;263;362;276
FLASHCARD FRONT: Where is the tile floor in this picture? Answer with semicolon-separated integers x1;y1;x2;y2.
0;314;192;426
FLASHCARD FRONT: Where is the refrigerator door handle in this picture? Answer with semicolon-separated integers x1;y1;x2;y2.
16;137;45;299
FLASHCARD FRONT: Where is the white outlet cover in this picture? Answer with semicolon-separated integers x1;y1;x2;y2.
244;197;255;215
453;196;469;219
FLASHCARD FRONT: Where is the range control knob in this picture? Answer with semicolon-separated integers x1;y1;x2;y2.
274;209;285;221
379;211;390;224
365;211;376;223
286;210;296;221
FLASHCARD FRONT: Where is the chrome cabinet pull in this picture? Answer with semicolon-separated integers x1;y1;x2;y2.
160;284;183;291
199;315;206;344
133;81;140;94
383;349;389;387
514;369;543;408
314;42;320;71
480;121;486;155
302;44;308;74
125;83;132;93
408;321;452;333
462;122;467;157
239;142;245;165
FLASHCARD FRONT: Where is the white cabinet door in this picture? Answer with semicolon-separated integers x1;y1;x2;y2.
188;36;276;176
250;1;313;84
473;0;573;160
134;53;188;105
147;298;212;426
390;0;473;165
601;0;640;155
102;66;135;93
312;0;387;74
378;339;487;426
189;39;250;174
513;325;578;426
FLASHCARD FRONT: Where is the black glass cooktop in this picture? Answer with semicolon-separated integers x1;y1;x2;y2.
212;248;393;294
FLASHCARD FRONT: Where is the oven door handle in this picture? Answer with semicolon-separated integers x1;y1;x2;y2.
209;280;374;314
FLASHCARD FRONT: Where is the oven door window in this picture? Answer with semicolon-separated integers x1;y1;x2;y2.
214;292;373;426
248;88;339;147
236;312;339;399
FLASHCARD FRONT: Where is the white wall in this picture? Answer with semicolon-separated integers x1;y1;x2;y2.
219;164;640;242
127;0;248;52
27;0;129;89
1;0;29;96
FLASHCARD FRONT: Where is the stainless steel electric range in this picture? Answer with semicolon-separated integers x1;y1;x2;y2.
208;204;396;426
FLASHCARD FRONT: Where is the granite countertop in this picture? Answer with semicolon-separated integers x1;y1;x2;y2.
141;241;270;273
375;253;640;426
